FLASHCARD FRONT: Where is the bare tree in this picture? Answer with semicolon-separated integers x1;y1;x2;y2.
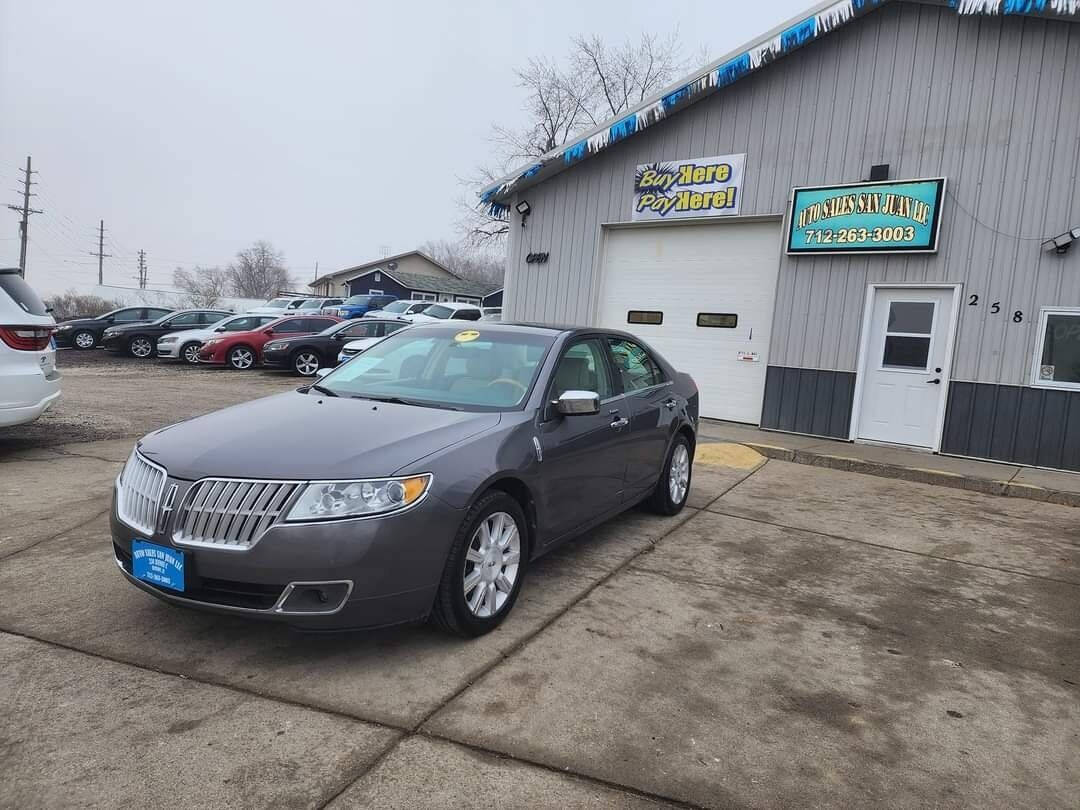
420;239;504;286
44;290;123;321
226;241;292;299
173;266;230;307
464;30;695;248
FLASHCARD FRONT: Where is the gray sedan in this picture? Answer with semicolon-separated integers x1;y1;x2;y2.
110;322;699;636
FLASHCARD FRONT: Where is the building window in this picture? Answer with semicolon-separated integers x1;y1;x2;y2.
627;310;663;325
1033;308;1080;389
374;272;381;282
368;289;383;295
415;292;437;301
696;313;738;328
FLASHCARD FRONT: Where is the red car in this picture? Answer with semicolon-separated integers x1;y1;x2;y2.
197;315;341;370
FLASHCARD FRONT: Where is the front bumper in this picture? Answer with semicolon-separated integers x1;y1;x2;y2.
197;345;227;364
261;348;289;368
52;331;74;348
110;479;463;630
155;342;180;359
101;334;125;352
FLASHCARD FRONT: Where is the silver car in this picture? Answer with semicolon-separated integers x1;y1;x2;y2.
111;322;699;636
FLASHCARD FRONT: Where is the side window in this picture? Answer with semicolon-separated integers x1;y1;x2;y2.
456;309;481;321
200;312;223;324
112;308;143;323
167;312;202;327
551;339;613;400
147;308;173;319
607;338;665;392
343;322;380;339
274;319;306;334
384;321;406;335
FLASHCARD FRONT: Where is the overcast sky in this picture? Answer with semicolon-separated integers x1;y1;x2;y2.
1;0;807;296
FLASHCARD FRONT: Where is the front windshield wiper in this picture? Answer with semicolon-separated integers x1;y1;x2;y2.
308;383;338;397
351;393;460;411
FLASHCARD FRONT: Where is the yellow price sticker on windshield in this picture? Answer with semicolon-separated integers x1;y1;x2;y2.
454;330;480;343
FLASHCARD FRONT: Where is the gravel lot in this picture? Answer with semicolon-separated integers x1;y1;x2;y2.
1;352;1077;808
0;348;300;450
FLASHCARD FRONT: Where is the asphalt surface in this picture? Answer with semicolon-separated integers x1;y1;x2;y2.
1;351;1077;808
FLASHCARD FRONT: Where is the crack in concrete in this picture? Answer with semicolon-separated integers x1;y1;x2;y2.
0;508;111;563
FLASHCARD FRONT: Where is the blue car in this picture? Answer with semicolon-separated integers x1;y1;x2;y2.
330;294;398;320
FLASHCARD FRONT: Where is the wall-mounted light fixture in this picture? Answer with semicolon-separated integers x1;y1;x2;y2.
516;200;531;228
1042;227;1080;255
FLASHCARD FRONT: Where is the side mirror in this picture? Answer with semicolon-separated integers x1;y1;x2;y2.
264;328;274;336
554;390;600;416
315;367;332;379
214;326;226;332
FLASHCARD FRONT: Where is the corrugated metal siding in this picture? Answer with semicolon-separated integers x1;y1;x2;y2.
503;3;1080;387
760;366;855;439
942;381;1080;470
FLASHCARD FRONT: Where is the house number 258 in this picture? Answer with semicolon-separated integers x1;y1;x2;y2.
967;294;1021;322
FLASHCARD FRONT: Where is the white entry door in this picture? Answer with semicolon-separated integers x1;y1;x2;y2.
856;287;956;448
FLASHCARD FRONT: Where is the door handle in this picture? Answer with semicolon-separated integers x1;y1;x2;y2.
610;415;629;429
664;398;678;410
926;378;941;385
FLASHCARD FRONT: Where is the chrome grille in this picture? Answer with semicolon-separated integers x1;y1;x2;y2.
172;478;302;549
117;452;167;536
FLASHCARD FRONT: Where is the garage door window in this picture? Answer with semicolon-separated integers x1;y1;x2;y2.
1033;308;1080;389
608;338;664;392
697;313;738;328
627;310;663;325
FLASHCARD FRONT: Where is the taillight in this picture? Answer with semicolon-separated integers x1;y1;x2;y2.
0;326;54;351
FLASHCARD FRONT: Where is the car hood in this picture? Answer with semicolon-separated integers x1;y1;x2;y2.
102;321;160;334
341;337;381;351
138;390;501;480
56;317;109;328
159;327;214;342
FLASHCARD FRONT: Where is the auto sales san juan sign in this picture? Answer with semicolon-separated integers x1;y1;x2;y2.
632;154;746;221
787;177;946;254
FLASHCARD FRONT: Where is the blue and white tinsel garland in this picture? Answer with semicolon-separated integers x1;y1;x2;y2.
481;0;1079;204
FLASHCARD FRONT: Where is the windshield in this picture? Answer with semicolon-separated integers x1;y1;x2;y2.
382;301;410;313
344;295;372;306
318;327;554;411
423;305;454;319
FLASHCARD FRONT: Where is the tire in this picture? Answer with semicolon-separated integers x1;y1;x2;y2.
292;349;321;376
73;330;96;350
227;345;256;370
431;491;528;638
181;342;202;365
128;336;154;358
646;434;693;516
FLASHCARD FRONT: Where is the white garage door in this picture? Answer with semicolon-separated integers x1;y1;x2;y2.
597;220;781;423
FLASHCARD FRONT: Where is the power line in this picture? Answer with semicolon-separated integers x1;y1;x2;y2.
6;156;43;278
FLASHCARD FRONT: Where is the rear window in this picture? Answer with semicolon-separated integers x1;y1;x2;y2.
0;272;48;316
344;296;373;306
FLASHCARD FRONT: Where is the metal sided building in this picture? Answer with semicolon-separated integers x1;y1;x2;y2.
482;0;1080;473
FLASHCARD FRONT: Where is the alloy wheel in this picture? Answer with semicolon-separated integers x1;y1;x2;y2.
294;351;321;376
130;337;153;358
668;443;690;505
74;331;95;349
182;343;201;364
229;347;254;369
463;511;521;618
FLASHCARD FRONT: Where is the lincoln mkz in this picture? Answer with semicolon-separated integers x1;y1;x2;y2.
111;322;699;636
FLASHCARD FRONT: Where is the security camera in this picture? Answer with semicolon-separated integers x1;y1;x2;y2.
1042;227;1079;254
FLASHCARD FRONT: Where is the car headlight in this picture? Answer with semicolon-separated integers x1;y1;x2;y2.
159;336;178;344
204;338;222;346
103;329;116;337
264;341;285;351
284;475;432;521
56;324;72;331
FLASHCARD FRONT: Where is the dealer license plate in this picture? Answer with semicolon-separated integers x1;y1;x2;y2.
132;540;185;592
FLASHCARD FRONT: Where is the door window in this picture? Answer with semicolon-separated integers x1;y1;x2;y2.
607;338;665;392
342;321;381;339
146;308;173;319
112;308;144;322
881;301;935;370
551;339;613;400
273;319;306;334
697;313;738;328
1033;309;1080;388
384;321;407;335
166;312;202;327
627;310;663;325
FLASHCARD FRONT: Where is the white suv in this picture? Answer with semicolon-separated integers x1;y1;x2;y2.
0;269;60;427
403;302;482;323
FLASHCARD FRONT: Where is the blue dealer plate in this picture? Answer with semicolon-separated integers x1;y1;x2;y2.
132;540;185;592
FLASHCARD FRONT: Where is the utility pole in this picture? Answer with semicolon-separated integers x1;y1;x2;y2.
136;249;148;289
90;219;111;285
6;156;43;278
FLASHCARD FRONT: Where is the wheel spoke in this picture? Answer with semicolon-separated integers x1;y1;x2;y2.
502;550;520;566
499;523;517;549
465;546;484;564
467;583;484;613
495;573;513;594
463;569;482;592
490;513;504;543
